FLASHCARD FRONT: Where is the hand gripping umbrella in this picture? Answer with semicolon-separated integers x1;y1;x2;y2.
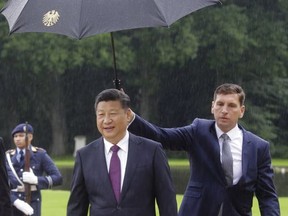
1;0;220;89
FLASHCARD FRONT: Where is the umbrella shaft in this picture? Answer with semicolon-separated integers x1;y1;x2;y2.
110;32;120;89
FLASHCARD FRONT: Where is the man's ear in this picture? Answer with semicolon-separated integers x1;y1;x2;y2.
126;108;132;120
211;101;215;114
239;105;245;119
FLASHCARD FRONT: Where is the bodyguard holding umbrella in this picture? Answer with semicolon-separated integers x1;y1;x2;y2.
128;83;280;215
6;123;63;216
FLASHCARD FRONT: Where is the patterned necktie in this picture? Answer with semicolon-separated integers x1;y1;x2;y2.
221;134;233;186
19;150;24;162
109;145;121;203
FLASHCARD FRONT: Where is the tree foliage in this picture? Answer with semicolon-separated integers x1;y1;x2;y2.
0;0;288;157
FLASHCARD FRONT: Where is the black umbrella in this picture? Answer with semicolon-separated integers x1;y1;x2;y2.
1;0;220;88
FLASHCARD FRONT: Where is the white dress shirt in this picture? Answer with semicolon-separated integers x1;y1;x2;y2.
104;131;129;191
215;124;243;185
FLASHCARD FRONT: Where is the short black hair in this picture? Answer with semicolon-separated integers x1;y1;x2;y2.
94;89;130;110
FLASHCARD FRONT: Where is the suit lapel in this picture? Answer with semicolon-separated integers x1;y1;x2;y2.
95;139;110;176
239;129;251;184
208;125;227;184
120;134;140;201
94;139;116;202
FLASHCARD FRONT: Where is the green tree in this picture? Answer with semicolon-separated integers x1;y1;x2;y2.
0;30;134;155
127;16;199;120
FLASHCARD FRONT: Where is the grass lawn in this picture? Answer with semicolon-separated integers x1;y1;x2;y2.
50;158;287;215
42;190;287;215
167;158;288;167
54;157;288;168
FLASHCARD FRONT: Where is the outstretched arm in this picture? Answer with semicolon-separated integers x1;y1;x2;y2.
129;113;194;151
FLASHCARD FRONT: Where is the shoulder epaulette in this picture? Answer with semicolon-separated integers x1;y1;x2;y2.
31;146;37;152
32;146;45;152
6;149;16;155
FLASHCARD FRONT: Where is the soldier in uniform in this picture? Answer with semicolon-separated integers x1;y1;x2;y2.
6;123;63;216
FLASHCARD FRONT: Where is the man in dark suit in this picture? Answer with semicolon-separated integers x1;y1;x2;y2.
0;137;12;215
67;89;177;216
129;83;280;216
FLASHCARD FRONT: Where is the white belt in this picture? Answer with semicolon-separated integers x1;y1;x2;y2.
11;185;37;192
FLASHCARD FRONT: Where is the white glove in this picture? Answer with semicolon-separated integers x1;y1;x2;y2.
23;169;38;185
13;199;34;215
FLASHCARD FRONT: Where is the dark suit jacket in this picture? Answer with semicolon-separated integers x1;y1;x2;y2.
67;133;177;216
129;116;280;216
0;137;12;216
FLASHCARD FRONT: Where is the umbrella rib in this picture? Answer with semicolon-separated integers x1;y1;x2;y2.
151;0;169;26
77;0;85;39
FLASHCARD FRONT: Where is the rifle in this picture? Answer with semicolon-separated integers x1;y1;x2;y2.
24;122;31;205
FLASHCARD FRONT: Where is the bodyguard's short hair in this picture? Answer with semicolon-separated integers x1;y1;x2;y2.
11;123;34;137
214;83;245;106
94;89;130;110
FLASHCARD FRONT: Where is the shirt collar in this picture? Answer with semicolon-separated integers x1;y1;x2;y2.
104;131;129;155
17;148;25;154
215;124;241;140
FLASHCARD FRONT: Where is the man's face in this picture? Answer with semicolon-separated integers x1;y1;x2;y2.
211;93;245;132
96;100;132;144
13;133;33;149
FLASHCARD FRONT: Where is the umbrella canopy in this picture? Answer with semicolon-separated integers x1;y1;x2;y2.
1;0;220;88
1;0;220;39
